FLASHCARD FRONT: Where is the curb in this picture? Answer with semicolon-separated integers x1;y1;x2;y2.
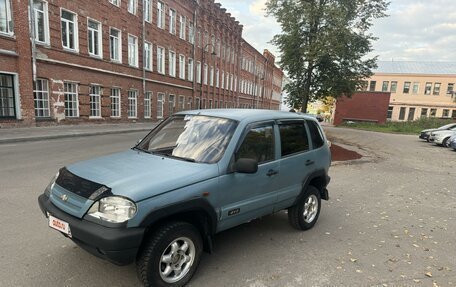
0;128;152;144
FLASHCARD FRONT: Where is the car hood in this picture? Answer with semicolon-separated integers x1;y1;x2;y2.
421;128;438;133
431;130;456;136
66;149;219;202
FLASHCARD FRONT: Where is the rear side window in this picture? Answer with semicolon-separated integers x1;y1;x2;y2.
236;124;275;164
279;122;309;157
307;120;324;149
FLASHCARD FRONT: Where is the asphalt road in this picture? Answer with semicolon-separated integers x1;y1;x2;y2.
0;128;455;287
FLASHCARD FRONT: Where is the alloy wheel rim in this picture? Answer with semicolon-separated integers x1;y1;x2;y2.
303;194;318;223
159;237;196;283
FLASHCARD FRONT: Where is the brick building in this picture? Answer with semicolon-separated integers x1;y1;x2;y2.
0;0;283;127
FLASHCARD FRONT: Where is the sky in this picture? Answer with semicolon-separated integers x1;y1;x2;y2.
217;0;456;63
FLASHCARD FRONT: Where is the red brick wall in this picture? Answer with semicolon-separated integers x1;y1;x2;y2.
333;92;391;126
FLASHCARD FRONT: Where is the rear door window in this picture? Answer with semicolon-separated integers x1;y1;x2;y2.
278;121;309;157
307;120;324;149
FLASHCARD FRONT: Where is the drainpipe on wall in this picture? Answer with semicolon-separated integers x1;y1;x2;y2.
142;1;146;101
192;2;197;103
28;0;37;82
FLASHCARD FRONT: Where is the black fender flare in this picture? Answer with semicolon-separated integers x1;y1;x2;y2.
296;169;330;204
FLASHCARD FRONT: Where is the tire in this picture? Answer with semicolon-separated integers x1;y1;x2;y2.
288;185;321;230
442;137;450;147
137;221;203;287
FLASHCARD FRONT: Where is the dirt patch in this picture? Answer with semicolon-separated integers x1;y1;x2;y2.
331;144;363;161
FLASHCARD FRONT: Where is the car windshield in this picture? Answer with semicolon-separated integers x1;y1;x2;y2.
439;123;456;129
136;115;238;164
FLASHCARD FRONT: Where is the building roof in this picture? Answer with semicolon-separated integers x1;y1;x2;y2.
374;61;456;75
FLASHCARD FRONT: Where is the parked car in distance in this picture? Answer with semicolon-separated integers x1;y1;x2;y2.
429;129;456;146
419;123;456;141
38;109;331;287
449;134;456;150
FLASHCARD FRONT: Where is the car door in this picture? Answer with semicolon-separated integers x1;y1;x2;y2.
216;121;280;232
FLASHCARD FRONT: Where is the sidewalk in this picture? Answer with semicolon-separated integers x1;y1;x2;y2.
0;122;158;144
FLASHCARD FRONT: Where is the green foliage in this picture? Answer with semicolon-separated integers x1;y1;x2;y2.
341;118;455;134
266;0;389;112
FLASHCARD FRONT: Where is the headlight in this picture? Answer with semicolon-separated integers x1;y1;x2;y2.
87;196;137;223
44;172;59;197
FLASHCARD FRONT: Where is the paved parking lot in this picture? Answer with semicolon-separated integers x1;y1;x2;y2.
0;127;454;286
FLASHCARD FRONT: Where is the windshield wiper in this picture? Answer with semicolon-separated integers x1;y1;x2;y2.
158;153;196;162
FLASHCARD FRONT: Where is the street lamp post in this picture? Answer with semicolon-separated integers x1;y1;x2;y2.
200;44;216;109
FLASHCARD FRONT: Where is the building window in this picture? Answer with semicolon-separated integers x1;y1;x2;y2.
221;71;225;89
203;64;208;85
447;83;455;95
195;97;200;110
179;55;185;79
216;69;219;88
189;22;194;44
433;83;441;95
187;97;193;110
144;42;153;71
209;99;213;109
0;0;13;35
144;0;152;22
64;82;78;118
128;90;137;118
424;82;432;95
398;107;406;120
157;93;164;118
369;81;376;92
61;10;78;51
168;94;175;115
188;58;194;81
109;0;120;6
452;110;456;119
169;50;176;77
144;92;152;118
157;46;165;74
412;82;419;94
381;81;389;92
127;0;137;14
178;96;184;111
169;9;176;34
386;106;393;120
157;1;165;29
403;82;411;94
420;108;428;118
390;81;397;93
33;79;50;118
430;108;437;117
407;107;415;121
128;34;138;67
442;109;450;118
110;28;121;62
111;88;121;117
33;0;50;44
179;15;186;40
88;19;102;57
197;29;201;47
196;61;201;83
89;85;101;118
210;66;214;86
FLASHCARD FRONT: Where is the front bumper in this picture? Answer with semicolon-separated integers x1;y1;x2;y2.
419;133;429;140
38;194;145;265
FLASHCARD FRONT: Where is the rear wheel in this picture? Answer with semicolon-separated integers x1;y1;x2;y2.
288;185;321;230
137;221;203;287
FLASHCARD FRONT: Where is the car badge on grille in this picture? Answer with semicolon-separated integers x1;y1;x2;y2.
60;194;69;202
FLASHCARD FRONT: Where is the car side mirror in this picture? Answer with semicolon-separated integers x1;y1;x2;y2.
234;158;258;174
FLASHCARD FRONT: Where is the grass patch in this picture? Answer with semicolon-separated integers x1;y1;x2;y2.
340;118;455;134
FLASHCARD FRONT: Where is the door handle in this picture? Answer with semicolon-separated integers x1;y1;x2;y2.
305;160;315;166
266;169;279;177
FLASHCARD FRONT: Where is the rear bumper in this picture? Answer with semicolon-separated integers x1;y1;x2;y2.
38;194;145;265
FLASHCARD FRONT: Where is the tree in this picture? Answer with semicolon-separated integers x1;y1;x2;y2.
266;0;389;112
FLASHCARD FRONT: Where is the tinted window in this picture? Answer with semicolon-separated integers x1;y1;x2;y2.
307;121;324;149
237;125;274;164
279;122;309;156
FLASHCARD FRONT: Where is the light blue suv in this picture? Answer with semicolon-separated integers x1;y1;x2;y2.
38;109;331;287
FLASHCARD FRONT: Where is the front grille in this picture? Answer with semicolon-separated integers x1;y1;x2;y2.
56;167;111;199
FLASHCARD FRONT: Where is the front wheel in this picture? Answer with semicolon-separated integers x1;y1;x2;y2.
137;221;203;287
442;137;450;147
288;185;321;230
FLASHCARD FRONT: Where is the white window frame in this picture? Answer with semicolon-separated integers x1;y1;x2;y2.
144;91;152;118
128;90;138;118
89;85;102;118
110;88;121;118
221;71;225;89
179;15;186;40
109;27;122;63
178;95;185;111
169;8;176;34
144;0;152;23
196;61;201;84
0;0;13;35
188;58;194;82
109;0;121;7
157;93;165;119
169;50;176;77
33;78;50;117
179;54;185;79
60;9;79;51
209;66;214;86
33;0;50;45
144;41;153;71
128;34;138;67
64;82;79;118
87;18;102;58
168;94;175;115
157;1;165;29
127;0;137;15
215;69;219;88
203;64;208;85
157;46;165;74
189;22;194;44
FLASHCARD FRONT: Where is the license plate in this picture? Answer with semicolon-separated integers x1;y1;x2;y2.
48;215;72;238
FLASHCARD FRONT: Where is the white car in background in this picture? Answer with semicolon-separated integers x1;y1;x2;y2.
429;129;456;146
